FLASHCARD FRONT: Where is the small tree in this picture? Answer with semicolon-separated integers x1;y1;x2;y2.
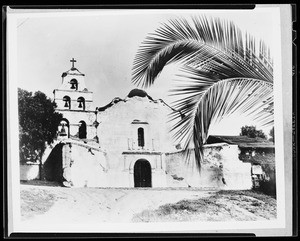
18;88;62;166
240;125;267;139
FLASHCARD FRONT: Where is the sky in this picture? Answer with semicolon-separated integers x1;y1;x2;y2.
15;7;279;136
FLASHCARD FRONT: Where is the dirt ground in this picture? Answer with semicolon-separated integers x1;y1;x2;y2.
20;181;276;224
132;190;277;222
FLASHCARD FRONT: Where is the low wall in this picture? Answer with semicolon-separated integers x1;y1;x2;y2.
165;143;252;190
20;163;40;181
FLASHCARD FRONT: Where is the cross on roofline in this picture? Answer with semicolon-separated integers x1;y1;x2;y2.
70;58;76;68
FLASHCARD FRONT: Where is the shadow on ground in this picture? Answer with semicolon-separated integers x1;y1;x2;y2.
20;180;62;187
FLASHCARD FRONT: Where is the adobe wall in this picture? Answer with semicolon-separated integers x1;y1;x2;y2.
61;141;109;187
60;140;251;189
97;96;177;170
43;140;252;189
61;142;169;188
165;143;252;190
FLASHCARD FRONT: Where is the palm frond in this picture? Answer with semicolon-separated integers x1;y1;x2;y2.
132;16;273;87
131;16;274;170
169;68;273;169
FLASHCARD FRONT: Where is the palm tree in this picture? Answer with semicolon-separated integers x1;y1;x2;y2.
131;16;274;170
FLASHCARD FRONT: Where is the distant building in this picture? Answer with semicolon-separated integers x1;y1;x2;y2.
206;135;275;166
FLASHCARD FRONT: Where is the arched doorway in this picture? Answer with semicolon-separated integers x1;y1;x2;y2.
79;120;87;139
43;143;63;182
134;159;152;187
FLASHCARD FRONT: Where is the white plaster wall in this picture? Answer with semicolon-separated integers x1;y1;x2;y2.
61;142;138;188
215;144;252;190
57;111;97;139
20;164;40;180
58;141;251;189
165;144;252;190
97;97;177;171
62;143;109;187
165;151;202;188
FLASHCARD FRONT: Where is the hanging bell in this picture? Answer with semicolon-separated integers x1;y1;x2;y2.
64;101;69;107
70;83;76;89
78;102;83;108
60;125;67;136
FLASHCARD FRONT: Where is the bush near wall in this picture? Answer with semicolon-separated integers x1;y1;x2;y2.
239;149;276;197
259;162;276;197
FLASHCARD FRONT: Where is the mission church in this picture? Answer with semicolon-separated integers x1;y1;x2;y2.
41;59;254;189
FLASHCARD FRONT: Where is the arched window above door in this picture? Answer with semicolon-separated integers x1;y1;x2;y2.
138;127;145;147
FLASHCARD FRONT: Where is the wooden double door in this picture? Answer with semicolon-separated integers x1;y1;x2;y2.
134;159;152;187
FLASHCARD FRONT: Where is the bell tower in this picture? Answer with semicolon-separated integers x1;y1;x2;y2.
53;59;96;140
53;58;94;111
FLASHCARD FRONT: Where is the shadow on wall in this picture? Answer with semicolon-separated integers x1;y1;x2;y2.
43;143;64;183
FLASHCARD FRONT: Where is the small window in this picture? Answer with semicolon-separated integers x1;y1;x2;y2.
63;96;71;109
138;128;145;147
77;97;85;110
70;79;78;90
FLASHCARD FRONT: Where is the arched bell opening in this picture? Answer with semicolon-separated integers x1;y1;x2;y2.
79;120;87;139
63;96;71;109
77;97;85;110
58;118;70;138
70;79;78;90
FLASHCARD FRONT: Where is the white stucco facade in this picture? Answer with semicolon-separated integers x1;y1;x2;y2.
39;61;253;190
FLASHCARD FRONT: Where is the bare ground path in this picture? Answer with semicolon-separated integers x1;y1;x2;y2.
20;183;214;224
